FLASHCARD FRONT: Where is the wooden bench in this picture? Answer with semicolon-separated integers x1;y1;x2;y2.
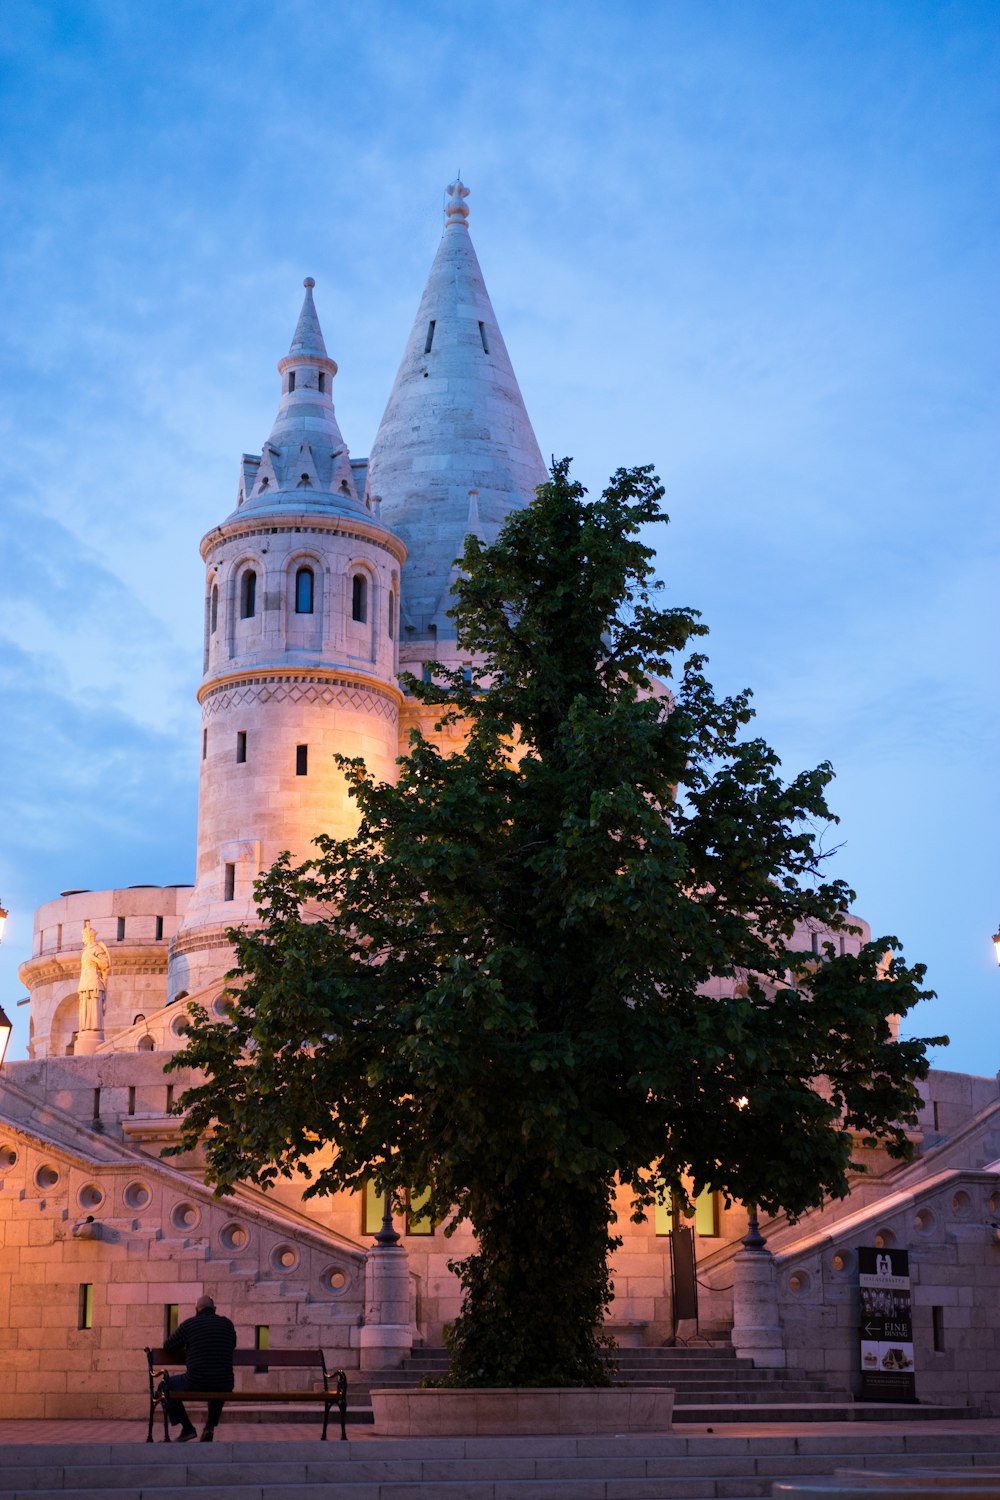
145;1347;348;1442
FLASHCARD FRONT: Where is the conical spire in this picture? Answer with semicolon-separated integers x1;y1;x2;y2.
366;180;547;639
232;279;365;519
288;277;328;359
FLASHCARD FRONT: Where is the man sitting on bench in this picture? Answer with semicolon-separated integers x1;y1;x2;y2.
162;1294;237;1442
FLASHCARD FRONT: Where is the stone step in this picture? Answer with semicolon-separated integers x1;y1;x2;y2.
672;1402;977;1424
1;1434;999;1500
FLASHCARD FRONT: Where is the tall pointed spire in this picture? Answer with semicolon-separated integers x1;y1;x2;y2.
233;278;364;518
288;277;328;359
366;179;547;639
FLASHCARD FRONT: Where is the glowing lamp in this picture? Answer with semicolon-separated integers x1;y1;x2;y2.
993;923;1000;968
0;1004;11;1070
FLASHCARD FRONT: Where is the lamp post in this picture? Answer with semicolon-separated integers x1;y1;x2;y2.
0;900;11;1067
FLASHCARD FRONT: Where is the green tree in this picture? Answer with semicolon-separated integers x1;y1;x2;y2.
168;460;941;1388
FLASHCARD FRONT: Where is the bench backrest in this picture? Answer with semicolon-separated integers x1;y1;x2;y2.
146;1348;327;1371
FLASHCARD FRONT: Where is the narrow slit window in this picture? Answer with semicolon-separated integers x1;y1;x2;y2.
210;584;218;633
351;573;367;623
92;1087;101;1121
478;320;489;353
223;863;236;902
165;1304;179;1339
388;589;395;640
236;731;247;763
296;744;308;777
240;569;257;619
78;1283;93;1331
128;1086;136;1117
287;371;296;393
295;566;314;614
932;1305;945;1351
117;917;126;941
165;1084;174;1112
318;372;326;393
155;915;163;941
202;728;208;761
255;1324;270;1373
424;320;436;354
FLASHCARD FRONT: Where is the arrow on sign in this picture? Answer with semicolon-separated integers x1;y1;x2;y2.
862;1323;882;1338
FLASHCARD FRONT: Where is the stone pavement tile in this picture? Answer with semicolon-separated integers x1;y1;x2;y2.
607;1481;719;1499
0;1467;64;1492
122;1489;262;1500
247;1491;379;1500
414;1458;539;1481
380;1486;502;1500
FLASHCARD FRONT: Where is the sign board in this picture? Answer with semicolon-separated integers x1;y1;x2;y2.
858;1247;916;1402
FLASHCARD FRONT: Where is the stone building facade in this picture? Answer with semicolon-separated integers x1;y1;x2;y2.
2;181;1000;1419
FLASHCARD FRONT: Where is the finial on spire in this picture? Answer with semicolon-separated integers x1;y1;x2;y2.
445;178;470;227
304;276;315;289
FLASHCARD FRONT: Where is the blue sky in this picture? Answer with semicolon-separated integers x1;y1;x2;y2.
0;0;997;1070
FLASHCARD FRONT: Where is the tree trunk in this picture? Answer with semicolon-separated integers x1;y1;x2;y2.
445;1172;617;1387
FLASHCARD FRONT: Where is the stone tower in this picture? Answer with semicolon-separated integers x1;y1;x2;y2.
168;281;406;1002
366;179;548;685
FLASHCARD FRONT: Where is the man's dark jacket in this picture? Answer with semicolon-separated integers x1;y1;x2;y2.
163;1308;237;1389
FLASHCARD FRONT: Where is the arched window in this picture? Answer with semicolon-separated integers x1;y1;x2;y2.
352;572;368;624
295;567;314;614
210;584;218;633
240;569;257;619
388;589;395;640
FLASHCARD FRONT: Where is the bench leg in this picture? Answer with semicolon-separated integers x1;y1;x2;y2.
146;1400;155;1444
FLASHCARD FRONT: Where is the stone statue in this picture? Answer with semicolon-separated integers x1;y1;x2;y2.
78;921;111;1033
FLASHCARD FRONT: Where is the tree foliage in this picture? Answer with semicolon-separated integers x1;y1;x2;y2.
168;460;942;1387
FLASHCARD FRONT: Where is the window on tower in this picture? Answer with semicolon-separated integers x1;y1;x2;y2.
241;570;257;619
296;744;308;776
318;372;326;393
223;863;236;902
295;566;314;614
210;584;218;633
236;731;247;763
388;589;395;640
288;371;296;393
351;573;367;623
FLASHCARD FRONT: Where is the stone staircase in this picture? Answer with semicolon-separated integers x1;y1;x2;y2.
1;1428;999;1499
345;1346;972;1425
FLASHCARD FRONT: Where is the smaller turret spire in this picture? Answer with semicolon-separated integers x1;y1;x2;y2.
445;178;470;228
229;279;363;517
288;276;329;359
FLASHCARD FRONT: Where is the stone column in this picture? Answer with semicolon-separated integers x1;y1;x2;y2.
358;1195;414;1372
731;1213;786;1369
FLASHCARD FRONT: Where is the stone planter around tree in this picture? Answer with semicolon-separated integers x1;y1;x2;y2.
370;1386;675;1436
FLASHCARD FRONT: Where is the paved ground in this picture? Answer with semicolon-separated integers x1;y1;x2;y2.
2;1417;999;1445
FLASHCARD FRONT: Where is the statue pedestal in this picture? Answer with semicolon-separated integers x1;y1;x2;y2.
731;1246;786;1369
360;1238;413;1372
74;1030;104;1056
